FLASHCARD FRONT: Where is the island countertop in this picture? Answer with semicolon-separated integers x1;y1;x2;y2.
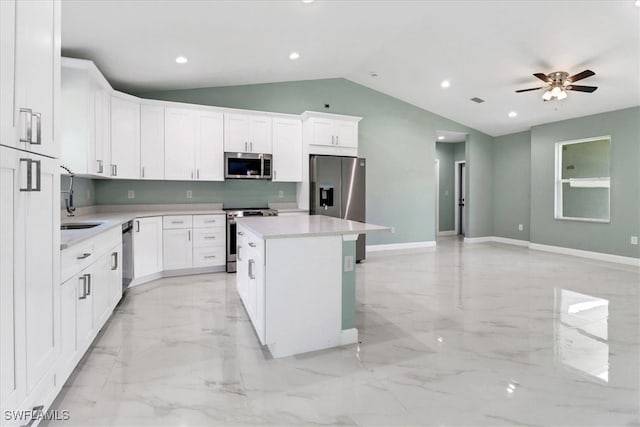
235;214;391;239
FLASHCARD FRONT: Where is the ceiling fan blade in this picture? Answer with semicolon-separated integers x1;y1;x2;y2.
566;85;598;93
533;73;551;83
567;69;595;83
515;87;543;93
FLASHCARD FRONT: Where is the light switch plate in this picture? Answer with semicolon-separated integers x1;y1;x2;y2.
518;224;524;231
186;190;193;199
631;236;638;245
344;255;354;272
127;190;135;199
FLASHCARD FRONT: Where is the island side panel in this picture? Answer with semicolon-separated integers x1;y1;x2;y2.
265;235;342;358
342;237;356;330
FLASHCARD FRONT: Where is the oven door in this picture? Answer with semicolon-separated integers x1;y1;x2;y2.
225;153;264;179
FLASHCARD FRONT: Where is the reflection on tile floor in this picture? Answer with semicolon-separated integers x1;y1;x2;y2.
45;237;640;426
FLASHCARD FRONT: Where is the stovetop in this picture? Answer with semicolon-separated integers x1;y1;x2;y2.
224;207;278;217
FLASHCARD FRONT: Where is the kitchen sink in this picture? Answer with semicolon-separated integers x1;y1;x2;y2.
60;223;102;230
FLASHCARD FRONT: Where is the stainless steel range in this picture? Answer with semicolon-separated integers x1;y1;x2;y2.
226;208;277;272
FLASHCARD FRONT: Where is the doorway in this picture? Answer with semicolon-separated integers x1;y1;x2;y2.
454;160;466;236
434;159;439;237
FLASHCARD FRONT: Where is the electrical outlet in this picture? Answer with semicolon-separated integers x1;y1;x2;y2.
344;255;354;272
518;224;524;231
278;190;284;198
631;236;638;245
186;190;193;199
127;190;135;199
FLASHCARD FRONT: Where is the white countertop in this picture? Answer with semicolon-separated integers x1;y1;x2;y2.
235;215;390;239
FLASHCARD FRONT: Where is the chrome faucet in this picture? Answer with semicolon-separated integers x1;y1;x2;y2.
60;165;76;217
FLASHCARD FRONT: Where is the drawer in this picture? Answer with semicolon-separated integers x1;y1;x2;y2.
193;246;225;268
193;227;225;248
61;227;121;283
163;215;192;229
193;214;225;228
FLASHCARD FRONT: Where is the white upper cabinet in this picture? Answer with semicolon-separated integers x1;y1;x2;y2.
110;94;140;179
195;110;224;181
61;58;112;176
272;118;302;182
140;104;165;180
165;108;196;180
302;112;361;150
4;0;61;158
165;107;224;181
224;113;272;153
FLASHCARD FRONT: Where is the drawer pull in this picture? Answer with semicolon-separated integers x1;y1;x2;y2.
76;252;91;260
204;255;216;259
171;221;184;224
204;220;217;223
204;236;216;239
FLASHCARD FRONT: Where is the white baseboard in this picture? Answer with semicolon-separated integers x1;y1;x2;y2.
492;236;530;247
367;241;436;252
463;236;493;244
529;243;640;267
438;230;456;236
128;265;226;288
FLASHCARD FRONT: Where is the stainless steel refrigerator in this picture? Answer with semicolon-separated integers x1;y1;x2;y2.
309;155;366;261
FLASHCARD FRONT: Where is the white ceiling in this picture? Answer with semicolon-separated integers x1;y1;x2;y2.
61;0;640;137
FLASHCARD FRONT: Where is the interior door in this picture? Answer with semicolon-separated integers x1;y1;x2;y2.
310;156;342;218
459;163;466;236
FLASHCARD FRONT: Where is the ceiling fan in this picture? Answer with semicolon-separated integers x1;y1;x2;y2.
515;70;597;101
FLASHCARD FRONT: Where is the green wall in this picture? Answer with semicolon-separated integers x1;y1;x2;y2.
60;176;95;210
493;131;531;241
436;142;464;232
94;179;296;208
137;78;495;245
529;107;639;258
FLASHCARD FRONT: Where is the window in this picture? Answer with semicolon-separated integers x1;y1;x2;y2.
555;136;611;222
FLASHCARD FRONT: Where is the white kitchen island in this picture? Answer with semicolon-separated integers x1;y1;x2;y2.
235;215;390;358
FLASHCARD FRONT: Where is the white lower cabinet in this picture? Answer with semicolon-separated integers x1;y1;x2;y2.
58;232;122;391
163;228;193;270
236;224;266;343
0;146;60;426
163;214;225;271
133;216;163;279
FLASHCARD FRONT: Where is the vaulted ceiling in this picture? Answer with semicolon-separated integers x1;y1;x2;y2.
62;0;640;136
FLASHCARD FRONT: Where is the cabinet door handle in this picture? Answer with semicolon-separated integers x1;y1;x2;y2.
32;112;42;145
111;252;118;270
84;273;92;295
97;160;104;174
141;166;145;178
191;170;194;180
76;252;91;260
331;135;334;145
248;259;255;279
111;164;117;176
136;220;140;232
237;245;242;261
78;275;87;300
19;108;32;143
19;158;32;191
273;170;276;180
188;230;191;241
250;142;253;152
18;158;41;192
244;141;248;151
30;160;41;191
336;135;339;145
197;169;200;179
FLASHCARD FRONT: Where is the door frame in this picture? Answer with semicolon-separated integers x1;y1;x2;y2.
435;159;440;237
454;160;466;235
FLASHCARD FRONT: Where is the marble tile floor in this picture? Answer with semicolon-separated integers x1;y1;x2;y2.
44;237;640;427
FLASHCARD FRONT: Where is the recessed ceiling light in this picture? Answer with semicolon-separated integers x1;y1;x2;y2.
302;0;315;3
636;0;640;7
438;136;445;140
289;52;300;60
175;56;188;64
440;80;450;88
508;111;518;118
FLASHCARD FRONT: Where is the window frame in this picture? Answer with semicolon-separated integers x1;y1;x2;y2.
554;135;611;223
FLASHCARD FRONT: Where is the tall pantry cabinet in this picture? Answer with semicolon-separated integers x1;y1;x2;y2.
0;1;62;426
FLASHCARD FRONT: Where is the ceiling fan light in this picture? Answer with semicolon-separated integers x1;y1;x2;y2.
557;90;568;100
542;90;553;101
551;86;562;97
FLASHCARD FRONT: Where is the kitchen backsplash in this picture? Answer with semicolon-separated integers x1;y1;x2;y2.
93;179;296;208
60;176;96;209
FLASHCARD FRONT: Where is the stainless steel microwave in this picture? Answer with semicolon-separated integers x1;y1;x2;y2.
224;152;272;179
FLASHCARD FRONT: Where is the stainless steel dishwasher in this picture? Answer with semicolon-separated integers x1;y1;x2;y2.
122;220;134;289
